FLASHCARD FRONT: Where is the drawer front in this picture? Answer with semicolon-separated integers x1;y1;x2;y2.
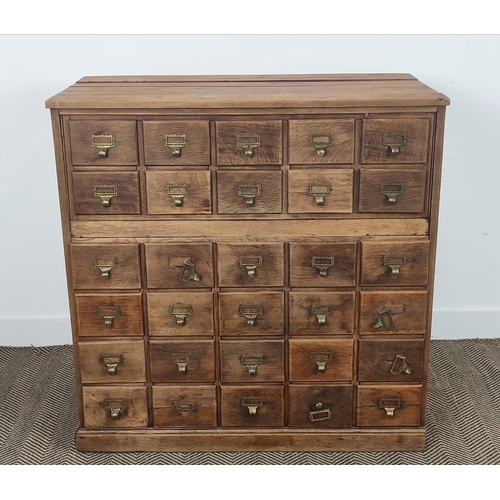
219;291;284;336
289;339;353;382
143;120;210;166
73;171;141;215
288;385;353;428
220;386;284;427
217;170;282;214
289;291;355;336
360;291;428;335
147;291;214;336
145;243;214;288
288;169;353;213
357;385;422;427
289;242;356;287
216;121;282;165
69;119;138;166
70;243;141;290
82;385;148;428
218;243;284;287
358;169;427;213
75;293;144;337
146;170;212;214
361;240;429;286
361;118;430;164
289;119;355;164
149;340;215;383
78;339;146;383
220;340;285;383
358;339;425;382
152;385;217;428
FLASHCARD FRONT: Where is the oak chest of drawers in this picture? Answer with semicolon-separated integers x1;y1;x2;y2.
46;74;449;452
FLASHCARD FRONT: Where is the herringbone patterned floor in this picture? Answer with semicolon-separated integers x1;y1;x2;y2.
1;339;499;464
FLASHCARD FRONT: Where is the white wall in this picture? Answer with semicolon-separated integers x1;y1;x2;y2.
1;34;499;346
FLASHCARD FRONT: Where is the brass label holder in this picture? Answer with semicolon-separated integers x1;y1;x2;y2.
171;353;194;374
241;396;263;415
90;134;115;158
239;304;264;326
372;309;395;330
165;183;190;206
382;132;407;155
378;398;402;417
311;255;335;277
93;184;118;207
93;256;118;279
390;354;413;375
380;182;405;205
99;354;124;375
101;398;127;419
97;305;121;328
239;255;263;277
172;402;199;412
240;354;263;375
310;304;333;325
308;133;333;156
309;402;332;422
383;254;408;275
236;134;261;158
237;184;262;206
164;134;188;157
168;304;193;325
178;260;202;283
310;351;333;372
308;183;332;206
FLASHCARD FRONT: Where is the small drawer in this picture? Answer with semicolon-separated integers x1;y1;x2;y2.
361;118;430;164
150;340;215;383
359;291;428;335
289;242;356;287
78;339;146;383
218;243;284;287
145;243;214;289
289;339;353;382
143;120;210;166
358;339;425;382
217;170;282;214
220;340;285;383
216;120;282;165
288;169;353;213
69;119;138;166
358;169;427;213
289;119;355;164
147;291;214;336
152;385;217;428
82;385;148;428
361;240;429;286
288;385;353;428
70;243;141;290
220;386;284;427
357;385;422;427
146;170;212;214
289;291;355;336
73;171;141;215
219;291;284;336
75;293;144;337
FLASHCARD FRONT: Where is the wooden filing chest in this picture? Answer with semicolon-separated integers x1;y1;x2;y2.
46;74;449;451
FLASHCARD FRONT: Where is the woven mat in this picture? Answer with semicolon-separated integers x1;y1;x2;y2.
1;339;499;465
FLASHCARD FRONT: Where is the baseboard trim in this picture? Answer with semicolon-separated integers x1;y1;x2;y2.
431;310;500;339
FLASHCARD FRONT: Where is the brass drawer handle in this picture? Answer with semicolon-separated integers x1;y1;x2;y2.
311;255;335;277
172;402;198;412
168;304;193;325
240;354;263;375
99;354;124;375
93;184;118;207
164;133;189;157
90;134;115;158
93;256;118;279
239;304;263;326
390;354;413;375
380;182;405;205
309;402;332;422
165;183;190;206
372;309;395;330
101;398;127;419
237;184;262;206
310;352;333;372
178;260;202;283
239;255;263;277
382;132;407;156
241;396;263;415
236;134;261;158
378;398;402;417
309;133;333;157
383;255;408;275
97;305;121;328
308;183;332;206
171;353;194;374
309;304;333;325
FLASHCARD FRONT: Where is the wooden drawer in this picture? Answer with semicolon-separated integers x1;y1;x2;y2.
69;119;138;166
361;118;430;164
289;339;353;382
145;243;214;288
357;385;422;427
217;170;282;214
289;119;355;164
289;242;356;287
359;291;428;335
147;291;214;336
358;169;427;213
361;240;429;286
216;121;282;165
146;170;212;214
143;120;210;166
358;339;425;382
289;291;355;336
220;386;284;427
152;385;217;428
82;385;148;428
75;293;144;337
73;171;141;215
70;243;141;290
220;340;284;383
219;291;284;336
149;340;215;383
78;339;146;383
218;243;284;287
288;385;353;428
